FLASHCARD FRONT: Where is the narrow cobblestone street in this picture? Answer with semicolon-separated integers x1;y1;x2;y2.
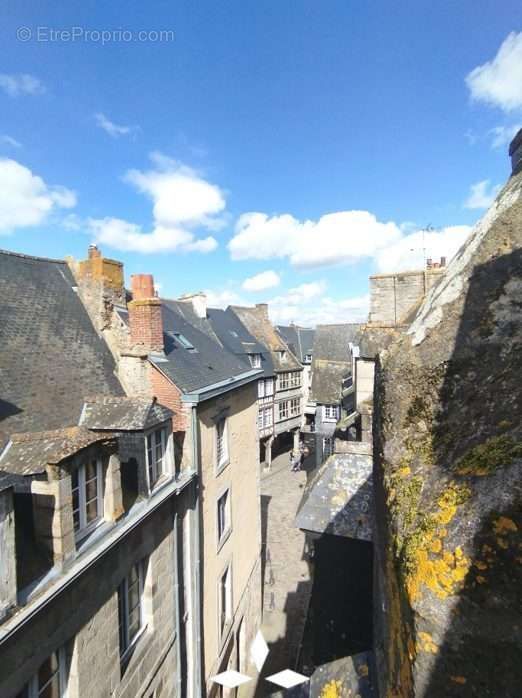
256;443;315;693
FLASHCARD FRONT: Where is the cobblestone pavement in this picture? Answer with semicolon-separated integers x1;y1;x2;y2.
257;445;314;688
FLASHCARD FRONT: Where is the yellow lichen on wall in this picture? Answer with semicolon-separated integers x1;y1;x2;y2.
404;483;471;602
320;680;343;698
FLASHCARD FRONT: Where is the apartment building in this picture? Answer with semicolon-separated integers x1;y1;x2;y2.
206;307;276;467
310;325;360;464
229;305;304;457
71;249;264;695
0;250;195;698
276;324;315;429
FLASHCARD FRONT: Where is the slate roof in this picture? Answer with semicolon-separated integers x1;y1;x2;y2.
207;307;274;378
295;449;373;542
0;427;116;476
0;250;124;451
230;305;302;372
310;324;358;404
151;299;256;393
312;324;361;361
276;325;315;363
80;396;172;431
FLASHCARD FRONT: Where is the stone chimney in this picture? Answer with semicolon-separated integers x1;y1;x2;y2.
178;292;207;319
255;303;269;320
0;487;17;620
128;274;164;354
509;128;522;176
71;245;126;331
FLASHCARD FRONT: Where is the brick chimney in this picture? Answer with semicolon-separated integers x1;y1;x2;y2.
128;274;164;354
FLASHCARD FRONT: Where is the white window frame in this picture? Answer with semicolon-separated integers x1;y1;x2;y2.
323;405;339;422
258;406;273;430
145;426;168;490
278;401;289;421
218;563;233;640
22;645;69;698
72;458;103;540
118;559;146;661
289;397;301;417
323;437;335;459
216;487;232;549
216;417;229;472
278;372;289;390
265;378;274;396
249;353;261;368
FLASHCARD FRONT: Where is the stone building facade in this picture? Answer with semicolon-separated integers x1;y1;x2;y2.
70;251;264;696
0;249;196;698
368;261;446;326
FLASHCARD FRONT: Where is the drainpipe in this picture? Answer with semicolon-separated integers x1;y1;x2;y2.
173;509;183;698
190;403;204;698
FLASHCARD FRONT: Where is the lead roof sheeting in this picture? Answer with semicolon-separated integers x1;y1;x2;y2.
295;452;373;542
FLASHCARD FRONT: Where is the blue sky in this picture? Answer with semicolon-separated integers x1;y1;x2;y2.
0;1;521;325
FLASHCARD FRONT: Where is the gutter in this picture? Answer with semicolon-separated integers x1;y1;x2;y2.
181;368;262;404
173;509;182;698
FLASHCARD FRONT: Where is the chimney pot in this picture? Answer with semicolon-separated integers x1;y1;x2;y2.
88;244;101;260
131;274;155;300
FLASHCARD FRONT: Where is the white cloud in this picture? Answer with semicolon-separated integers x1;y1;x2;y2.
489;123;522;149
124;152;225;227
204;288;245;308
0;135;22;148
0;73;45;97
0;158;76;234
88;217;217;254
94;113;137;138
374;225;472;273
89;152;225;254
464;179;501;209
229;210;401;268
466;32;522;112
267;281;369;326
242;270;280;292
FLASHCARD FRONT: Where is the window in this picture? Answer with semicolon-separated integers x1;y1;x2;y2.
216;418;229;469
72;459;103;537
304;353;312;363
219;564;232;637
248;353;261;368
174;333;194;350
289;398;301;417
118;560;146;659
323;405;339;421
277;372;301;390
217;489;231;546
257;407;273;429
323;437;335;459
278;401;289;421
146;427;168;489
257;378;274;398
17;646;69;698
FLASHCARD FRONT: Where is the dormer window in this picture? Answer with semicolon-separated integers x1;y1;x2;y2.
146;427;168;489
279;350;286;361
72;459;103;538
249;353;262;368
304;353;312;363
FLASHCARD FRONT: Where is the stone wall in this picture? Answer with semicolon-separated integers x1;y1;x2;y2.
0;488;16;620
0;489;192;698
368;269;444;326
197;381;262;686
373;170;522;696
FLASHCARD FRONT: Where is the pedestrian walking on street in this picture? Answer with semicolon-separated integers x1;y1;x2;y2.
290;450;299;472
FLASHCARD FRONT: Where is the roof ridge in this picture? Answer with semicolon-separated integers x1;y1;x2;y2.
0;248;67;264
